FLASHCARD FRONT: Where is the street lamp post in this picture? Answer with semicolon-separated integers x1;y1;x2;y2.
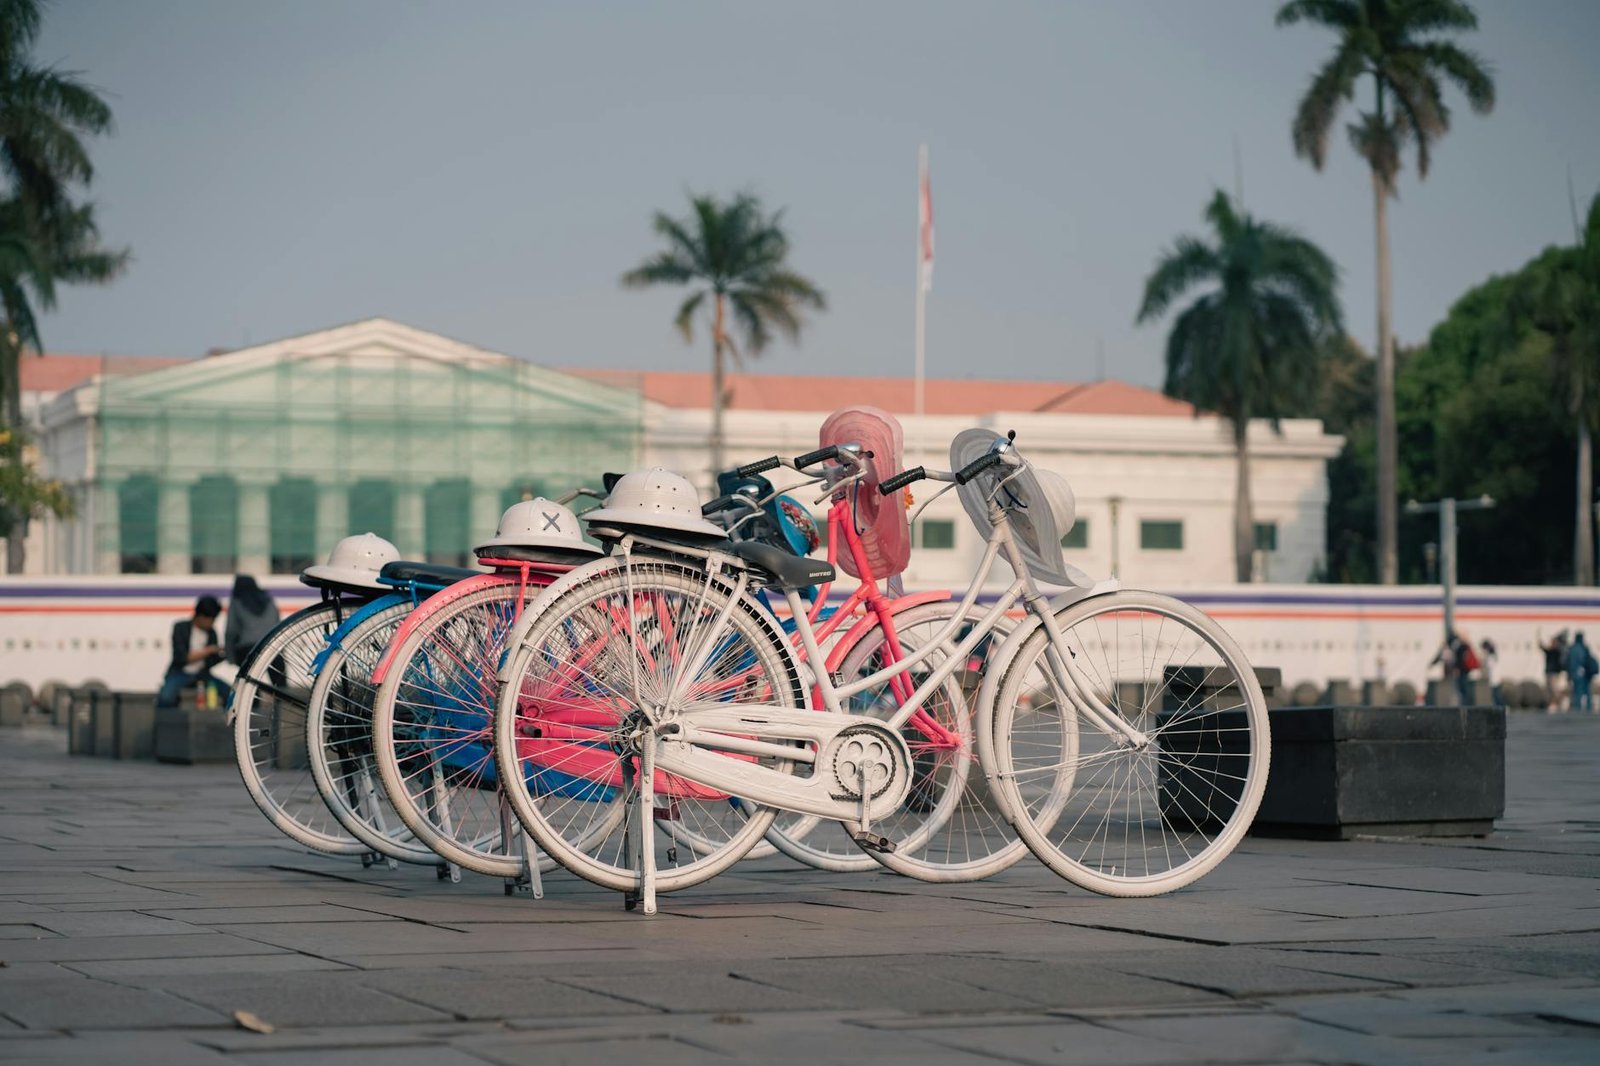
1404;494;1496;641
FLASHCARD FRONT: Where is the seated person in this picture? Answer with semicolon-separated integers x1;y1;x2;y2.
157;595;231;708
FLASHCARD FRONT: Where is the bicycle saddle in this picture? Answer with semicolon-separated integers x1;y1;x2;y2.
475;543;599;565
377;561;484;588
728;540;836;591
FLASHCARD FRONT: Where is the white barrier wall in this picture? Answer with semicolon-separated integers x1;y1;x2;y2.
2;576;1596;696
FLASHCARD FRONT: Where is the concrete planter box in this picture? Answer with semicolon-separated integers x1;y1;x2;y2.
1156;666;1279;829
110;693;157;760
1252;705;1505;839
155;705;233;764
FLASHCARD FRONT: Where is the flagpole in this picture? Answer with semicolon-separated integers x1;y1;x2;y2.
915;143;927;458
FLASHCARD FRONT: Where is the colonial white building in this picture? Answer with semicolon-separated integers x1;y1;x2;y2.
11;318;1342;587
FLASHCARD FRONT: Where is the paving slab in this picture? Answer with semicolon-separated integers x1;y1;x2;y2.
1;710;1598;1063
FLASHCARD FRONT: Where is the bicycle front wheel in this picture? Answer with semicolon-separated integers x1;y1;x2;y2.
494;562;801;895
987;590;1268;896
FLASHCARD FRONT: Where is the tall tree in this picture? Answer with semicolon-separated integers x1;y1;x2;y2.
0;0;124;572
1278;0;1495;585
621;192;825;476
1137;190;1342;582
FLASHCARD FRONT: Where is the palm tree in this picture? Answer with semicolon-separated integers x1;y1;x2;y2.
621;192;825;476
1137;190;1342;582
1529;191;1600;584
1278;0;1494;585
0;197;125;571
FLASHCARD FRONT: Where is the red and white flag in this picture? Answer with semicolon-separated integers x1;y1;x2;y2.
919;145;934;292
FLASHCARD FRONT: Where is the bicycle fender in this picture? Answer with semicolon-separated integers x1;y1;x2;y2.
369;573;517;685
310;593;411;676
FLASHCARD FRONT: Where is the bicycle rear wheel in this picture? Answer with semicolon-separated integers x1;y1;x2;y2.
233;601;366;854
307;601;438;865
494;561;801;895
987;590;1269;896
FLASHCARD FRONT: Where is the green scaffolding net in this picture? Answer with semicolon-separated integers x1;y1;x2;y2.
92;348;642;573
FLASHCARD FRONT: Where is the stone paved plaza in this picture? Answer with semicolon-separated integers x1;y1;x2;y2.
0;714;1597;1065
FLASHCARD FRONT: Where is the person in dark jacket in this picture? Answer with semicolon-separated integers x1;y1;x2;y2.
157;595;229;708
224;575;280;666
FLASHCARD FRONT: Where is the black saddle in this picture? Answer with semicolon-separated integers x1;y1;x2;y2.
378;561;484;588
475;544;601;565
298;573;381;598
728;540;836;591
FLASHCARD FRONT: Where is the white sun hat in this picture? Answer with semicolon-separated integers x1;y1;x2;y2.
583;468;727;540
475;499;603;559
949;428;1092;589
301;533;400;591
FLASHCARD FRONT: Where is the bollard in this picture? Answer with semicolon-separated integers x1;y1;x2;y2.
0;682;31;727
111;693;158;760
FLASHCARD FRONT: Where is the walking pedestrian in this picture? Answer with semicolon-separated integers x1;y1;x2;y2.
1479;637;1500;707
1566;632;1598;713
1539;630;1569;711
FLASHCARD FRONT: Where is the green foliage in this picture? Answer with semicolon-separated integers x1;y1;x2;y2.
0;423;71;535
1318;194;1600;584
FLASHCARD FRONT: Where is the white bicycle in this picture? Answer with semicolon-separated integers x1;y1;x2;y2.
492;429;1270;910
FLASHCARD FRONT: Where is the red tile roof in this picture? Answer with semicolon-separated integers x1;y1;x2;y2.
20;353;190;392
566;369;1194;418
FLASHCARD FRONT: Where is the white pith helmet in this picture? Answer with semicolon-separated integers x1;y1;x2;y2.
949;428;1091;589
301;533;400;590
583;467;726;539
475;498;603;558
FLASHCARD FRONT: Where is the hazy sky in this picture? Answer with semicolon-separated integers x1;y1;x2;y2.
36;0;1600;387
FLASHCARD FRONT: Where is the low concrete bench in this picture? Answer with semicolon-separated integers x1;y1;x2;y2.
1253;705;1505;839
155;705;233;764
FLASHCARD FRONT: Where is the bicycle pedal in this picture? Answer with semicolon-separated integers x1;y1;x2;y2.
853;831;896;854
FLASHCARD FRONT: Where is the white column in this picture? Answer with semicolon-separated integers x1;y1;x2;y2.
471;483;502;546
238;480;270;575
316;480;349;556
396;484;425;559
156;479;191;575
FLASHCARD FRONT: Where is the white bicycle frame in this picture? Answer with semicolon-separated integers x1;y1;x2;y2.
579;450;1146;912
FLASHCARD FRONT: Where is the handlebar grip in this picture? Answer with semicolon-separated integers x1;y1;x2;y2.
955;451;1005;485
878;466;925;495
735;456;781;477
793;445;840;469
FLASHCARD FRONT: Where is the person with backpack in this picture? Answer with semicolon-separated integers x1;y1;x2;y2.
1566;631;1598;713
1453;631;1480;706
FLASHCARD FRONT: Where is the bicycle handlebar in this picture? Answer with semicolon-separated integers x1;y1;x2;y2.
735;456;781;477
878;466;925;495
955;450;1006;484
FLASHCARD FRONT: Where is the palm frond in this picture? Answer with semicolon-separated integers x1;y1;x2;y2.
672;289;707;343
620;251;695;289
1417;41;1495;113
1275;0;1360;29
1291;39;1365;168
1136;234;1221;323
1399;0;1481;35
727;291;774;356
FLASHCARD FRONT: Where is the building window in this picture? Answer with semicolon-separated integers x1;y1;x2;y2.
425;478;472;566
349;479;395;543
1139;519;1183;551
917;520;956;550
1061;520;1088;550
1253;521;1278;552
190;475;239;574
270;477;318;574
118;474;159;573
